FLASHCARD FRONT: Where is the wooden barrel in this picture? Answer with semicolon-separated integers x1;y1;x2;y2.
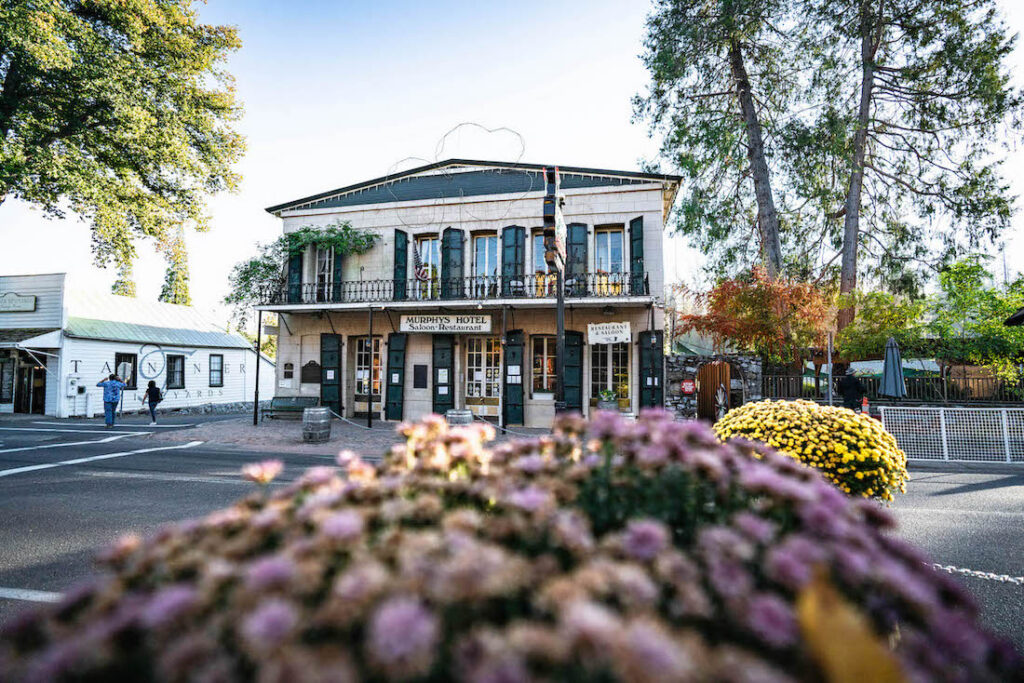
445;409;474;426
302;407;332;443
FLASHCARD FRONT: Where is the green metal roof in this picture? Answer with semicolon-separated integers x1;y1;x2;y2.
65;317;251;349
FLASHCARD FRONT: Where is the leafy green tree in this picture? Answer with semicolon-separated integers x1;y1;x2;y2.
224;223;378;327
834;291;928;360
158;227;191;305
635;0;791;277
111;259;136;297
0;0;244;278
787;0;1021;326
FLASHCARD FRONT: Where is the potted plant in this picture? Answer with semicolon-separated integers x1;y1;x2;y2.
596;388;619;411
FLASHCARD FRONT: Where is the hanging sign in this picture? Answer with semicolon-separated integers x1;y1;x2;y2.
400;314;491;333
588;322;631;345
682;379;696;395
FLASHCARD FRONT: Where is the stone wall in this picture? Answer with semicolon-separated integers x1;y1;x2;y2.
665;354;763;419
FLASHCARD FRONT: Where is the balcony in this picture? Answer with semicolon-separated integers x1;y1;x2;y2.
259;272;651;307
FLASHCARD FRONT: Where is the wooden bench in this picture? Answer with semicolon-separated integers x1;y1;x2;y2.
261;396;320;421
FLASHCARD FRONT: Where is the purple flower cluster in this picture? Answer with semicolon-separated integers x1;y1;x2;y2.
0;409;1017;683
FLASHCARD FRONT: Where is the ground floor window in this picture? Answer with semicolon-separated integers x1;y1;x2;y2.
532;336;557;393
591;343;629;403
466;337;500;399
355;337;381;398
167;355;185;389
209;354;224;387
114;352;138;389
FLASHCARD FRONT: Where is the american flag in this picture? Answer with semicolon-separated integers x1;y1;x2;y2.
412;240;428;281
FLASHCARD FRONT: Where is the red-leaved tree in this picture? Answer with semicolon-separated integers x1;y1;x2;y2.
679;269;832;362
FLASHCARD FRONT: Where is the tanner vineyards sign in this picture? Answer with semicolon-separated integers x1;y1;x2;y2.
400;314;492;333
0;292;36;312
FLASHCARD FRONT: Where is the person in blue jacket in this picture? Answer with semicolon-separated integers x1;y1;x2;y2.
97;374;127;428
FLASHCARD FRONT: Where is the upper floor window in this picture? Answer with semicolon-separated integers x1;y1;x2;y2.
473;234;498;278
595;227;624;274
532;232;552;275
315;246;334;302
414;236;440;299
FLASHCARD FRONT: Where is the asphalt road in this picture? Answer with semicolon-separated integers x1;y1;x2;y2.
0;416;1021;651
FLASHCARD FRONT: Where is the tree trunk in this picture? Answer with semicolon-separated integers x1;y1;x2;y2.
837;2;879;330
728;38;784;277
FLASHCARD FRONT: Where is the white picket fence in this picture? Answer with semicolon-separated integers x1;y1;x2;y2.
879;406;1024;462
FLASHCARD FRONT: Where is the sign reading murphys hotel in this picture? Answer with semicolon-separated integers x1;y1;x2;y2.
400;314;492;333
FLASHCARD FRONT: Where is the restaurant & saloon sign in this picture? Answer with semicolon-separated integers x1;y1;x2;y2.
399;314;492;333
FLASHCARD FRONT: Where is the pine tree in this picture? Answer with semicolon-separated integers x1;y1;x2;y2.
159;227;192;305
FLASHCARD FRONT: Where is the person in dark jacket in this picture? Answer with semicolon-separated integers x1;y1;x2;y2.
837;367;866;411
145;380;162;425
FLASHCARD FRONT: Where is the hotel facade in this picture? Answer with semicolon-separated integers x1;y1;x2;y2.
259;160;679;428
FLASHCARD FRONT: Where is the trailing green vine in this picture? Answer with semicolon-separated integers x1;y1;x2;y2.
224;220;378;326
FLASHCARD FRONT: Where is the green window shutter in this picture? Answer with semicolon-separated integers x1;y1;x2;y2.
287;251;303;303
394;231;408;301
566;223;588;296
432;335;455;413
564;330;584;412
501;225;525;297
332;248;344;302
441;227;464;299
503;330;524;425
385;333;407;420
320;333;342;415
639;331;664;408
629;217;645;296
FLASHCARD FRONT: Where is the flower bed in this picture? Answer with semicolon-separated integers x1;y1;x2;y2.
1;410;1016;681
714;400;909;501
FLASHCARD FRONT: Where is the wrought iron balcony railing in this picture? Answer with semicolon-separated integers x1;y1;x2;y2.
260;272;650;306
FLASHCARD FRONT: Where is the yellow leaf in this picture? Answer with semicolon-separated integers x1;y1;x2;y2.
797;571;906;683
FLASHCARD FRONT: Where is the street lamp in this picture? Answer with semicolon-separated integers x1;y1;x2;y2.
542;167;568;414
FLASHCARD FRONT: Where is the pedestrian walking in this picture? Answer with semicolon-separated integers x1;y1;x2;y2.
837;366;866;412
97;374;127;429
145;380;163;425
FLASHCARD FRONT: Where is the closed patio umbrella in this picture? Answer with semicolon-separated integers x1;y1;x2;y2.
879;336;907;398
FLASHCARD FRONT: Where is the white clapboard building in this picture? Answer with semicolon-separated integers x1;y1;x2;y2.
0;273;275;417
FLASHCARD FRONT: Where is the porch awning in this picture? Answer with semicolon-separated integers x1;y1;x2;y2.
0;328;61;349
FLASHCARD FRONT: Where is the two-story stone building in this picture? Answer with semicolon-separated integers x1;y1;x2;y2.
259;159;679;428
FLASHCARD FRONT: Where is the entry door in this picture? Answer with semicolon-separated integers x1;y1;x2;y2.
432;335;454;414
30;367;45;414
639;331;664;409
320;333;342;416
564;331;584;413
465;337;500;420
503;330;524;425
14;367;30;414
385;333;407;420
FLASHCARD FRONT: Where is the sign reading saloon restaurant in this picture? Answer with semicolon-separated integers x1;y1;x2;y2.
0;292;36;312
588;322;631;345
400;314;492;333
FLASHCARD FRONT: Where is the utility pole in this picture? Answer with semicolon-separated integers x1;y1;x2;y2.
543;167;568;414
253;309;262;426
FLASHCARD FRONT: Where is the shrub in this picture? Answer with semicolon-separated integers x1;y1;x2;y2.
714;400;909;501
1;411;1016;682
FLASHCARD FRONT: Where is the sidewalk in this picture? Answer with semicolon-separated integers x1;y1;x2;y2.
144;415;550;457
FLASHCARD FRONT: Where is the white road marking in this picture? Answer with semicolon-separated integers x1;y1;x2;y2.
83;471;247;485
32;421;194;428
0;587;62;603
0;433;135;454
0;427;143;435
0;441;204;478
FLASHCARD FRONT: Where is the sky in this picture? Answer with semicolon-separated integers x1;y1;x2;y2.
2;0;1023;324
